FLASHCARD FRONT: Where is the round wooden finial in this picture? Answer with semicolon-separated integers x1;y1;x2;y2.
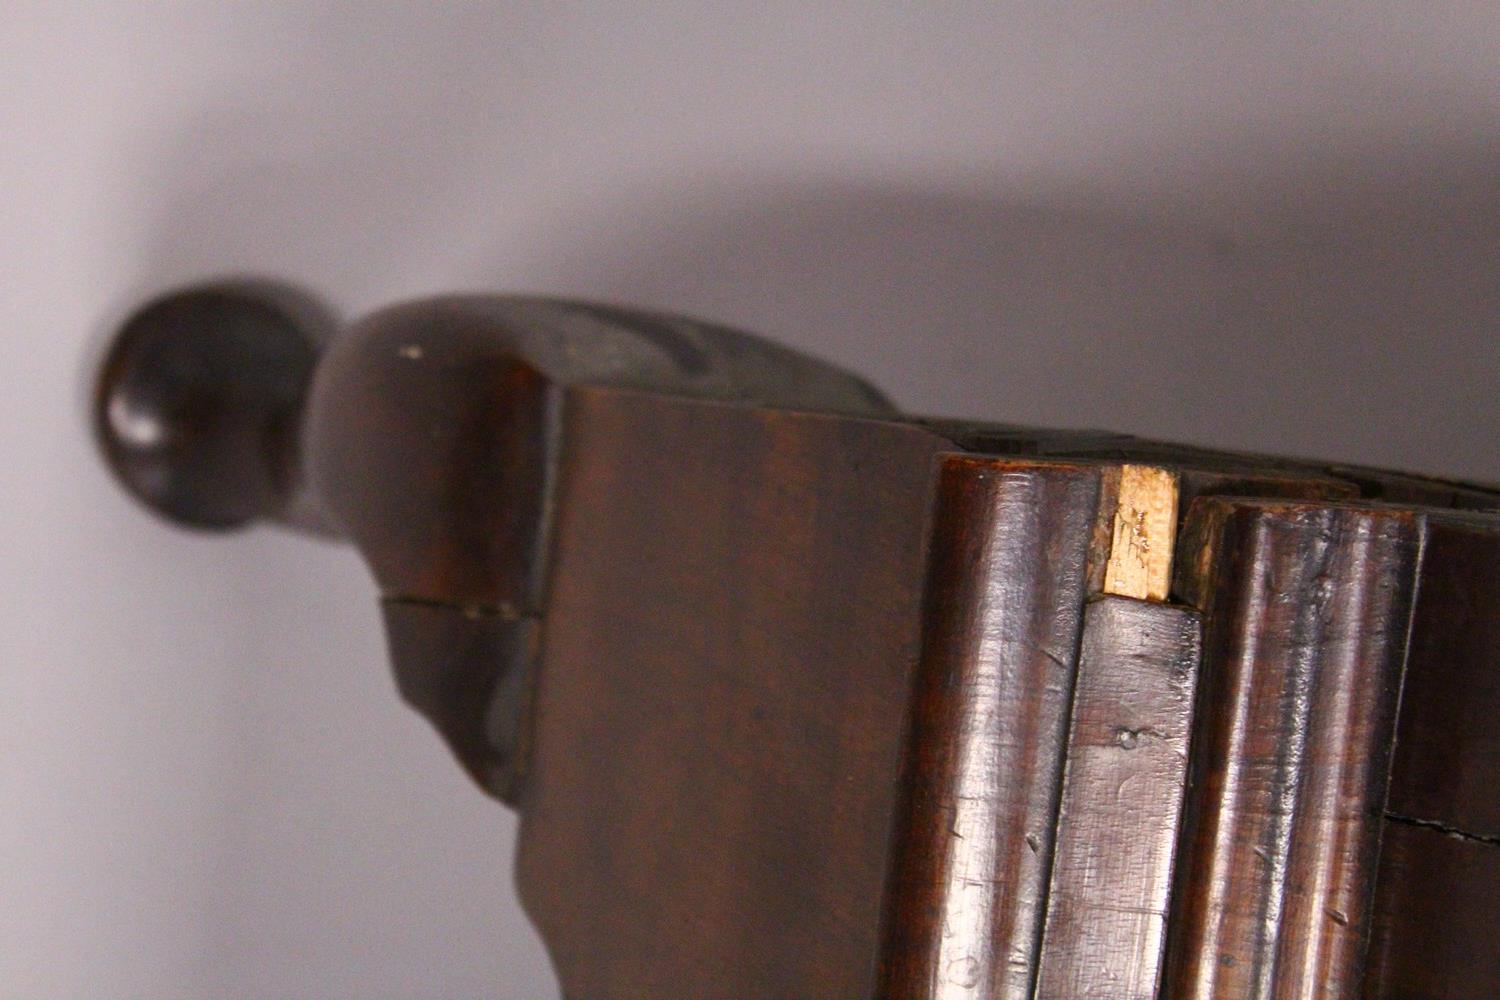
93;284;323;530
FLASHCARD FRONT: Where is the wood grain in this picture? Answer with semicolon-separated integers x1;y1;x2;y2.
1163;498;1423;999
1034;595;1201;1000
514;387;951;999
1363;818;1500;997
874;457;1104;1000
303;296;893;802
1364;508;1500;997
1383;511;1500;839
1102;465;1179;601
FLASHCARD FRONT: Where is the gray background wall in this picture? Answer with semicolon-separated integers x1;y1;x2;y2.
4;4;1498;997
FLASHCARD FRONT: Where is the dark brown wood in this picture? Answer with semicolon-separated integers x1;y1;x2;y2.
875;457;1104;1000
381;598;539;803
93;283;331;532
1363;818;1500;997
1383;512;1500;839
297;295;892;801
1164;498;1423;999
1362;509;1500;998
1034;595;1201;1000
92;285;1500;997
304;295;891;610
514;387;952;998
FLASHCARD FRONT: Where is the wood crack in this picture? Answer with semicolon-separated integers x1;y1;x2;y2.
1384;812;1500;849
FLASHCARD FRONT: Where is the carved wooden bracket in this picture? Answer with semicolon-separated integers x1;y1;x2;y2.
95;282;1500;997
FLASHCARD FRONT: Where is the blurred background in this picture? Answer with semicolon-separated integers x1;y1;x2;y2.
3;4;1498;997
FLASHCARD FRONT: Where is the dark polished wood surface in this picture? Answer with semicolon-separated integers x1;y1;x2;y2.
1164;503;1422;995
517;388;950;998
1384;512;1500;839
93;287;1500;998
93;283;328;532
1363;510;1500;998
875;457;1103;999
1363;818;1500;997
1165;499;1422;999
1035;596;1201;1000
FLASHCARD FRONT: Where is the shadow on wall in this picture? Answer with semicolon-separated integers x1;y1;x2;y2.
136;150;1500;486
114;11;1500;485
129;158;1500;482
514;156;1500;484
